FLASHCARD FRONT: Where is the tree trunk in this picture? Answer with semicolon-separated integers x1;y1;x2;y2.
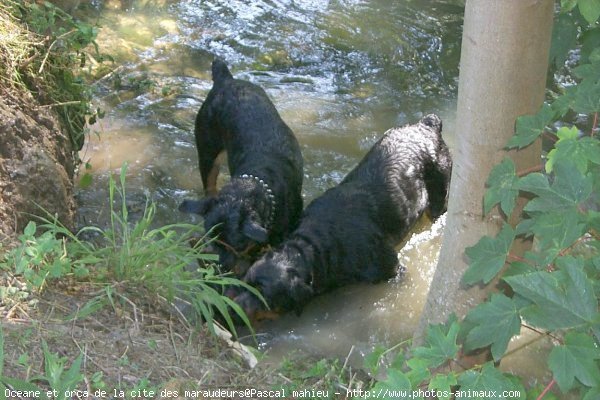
414;0;554;344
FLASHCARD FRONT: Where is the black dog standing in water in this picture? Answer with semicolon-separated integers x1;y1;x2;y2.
232;114;452;320
180;60;304;275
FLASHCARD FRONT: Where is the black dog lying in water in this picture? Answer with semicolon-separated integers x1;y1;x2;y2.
180;59;304;275
231;114;452;320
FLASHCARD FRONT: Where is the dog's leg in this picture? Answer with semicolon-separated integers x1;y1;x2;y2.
195;114;226;196
204;150;226;196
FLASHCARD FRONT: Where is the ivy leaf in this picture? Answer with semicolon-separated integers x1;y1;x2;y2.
548;332;600;392
504;258;597;330
371;369;411;399
463;294;521;361
428;374;457;400
484;158;518;216
463;224;515;285
507;104;554;149
458;363;525;399
413;316;460;368
579;0;600;24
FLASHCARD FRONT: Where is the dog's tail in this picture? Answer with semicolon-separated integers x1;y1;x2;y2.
420;114;442;134
212;59;233;83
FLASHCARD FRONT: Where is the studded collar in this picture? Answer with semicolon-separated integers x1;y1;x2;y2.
238;173;276;228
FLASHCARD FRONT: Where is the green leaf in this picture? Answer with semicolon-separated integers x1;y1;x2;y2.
463;224;515;285
23;221;37;237
581;29;600;64
371;369;411;399
521;160;593;213
507;104;554;149
59;353;84;394
65;296;107;321
579;0;600;24
484;158;519;215
548;332;600;392
413;316;460;368
504;258;597;330
590;47;600;63
463;294;521;361
546;130;600;173
364;344;386;375
528;211;586;262
583;387;600;400
550;86;577;118
458;363;525;399
550;12;579;67
573;62;600;81
561;0;578;11
428;373;457;400
405;357;430;388
79;173;93;189
573;80;600;114
0;377;49;400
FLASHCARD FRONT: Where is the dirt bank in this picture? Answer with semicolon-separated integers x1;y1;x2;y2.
0;2;81;241
0;91;76;241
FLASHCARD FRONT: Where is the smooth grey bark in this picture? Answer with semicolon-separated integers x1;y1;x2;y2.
414;0;554;344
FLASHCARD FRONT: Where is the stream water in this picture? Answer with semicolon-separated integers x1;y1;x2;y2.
66;0;551;380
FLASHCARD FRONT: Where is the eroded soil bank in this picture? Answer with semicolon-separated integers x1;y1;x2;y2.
0;91;76;241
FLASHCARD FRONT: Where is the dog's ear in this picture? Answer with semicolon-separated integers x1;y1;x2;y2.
242;219;268;243
179;198;215;216
420;114;442;133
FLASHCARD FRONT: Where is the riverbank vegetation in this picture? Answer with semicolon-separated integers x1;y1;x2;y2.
0;0;102;149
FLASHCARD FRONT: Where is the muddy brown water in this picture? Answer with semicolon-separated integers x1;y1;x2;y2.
71;0;551;379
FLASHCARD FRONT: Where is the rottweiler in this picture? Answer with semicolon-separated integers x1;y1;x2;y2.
231;114;452;320
180;59;304;275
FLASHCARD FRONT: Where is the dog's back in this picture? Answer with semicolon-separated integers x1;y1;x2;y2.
197;62;303;180
342;114;452;242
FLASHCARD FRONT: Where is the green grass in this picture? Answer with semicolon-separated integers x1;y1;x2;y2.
2;163;262;337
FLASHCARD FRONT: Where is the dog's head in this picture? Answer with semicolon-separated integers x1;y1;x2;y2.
179;192;269;272
420;113;443;134
232;250;314;321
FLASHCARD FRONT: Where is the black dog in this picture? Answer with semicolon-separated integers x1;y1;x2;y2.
232;114;452;319
180;59;304;275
